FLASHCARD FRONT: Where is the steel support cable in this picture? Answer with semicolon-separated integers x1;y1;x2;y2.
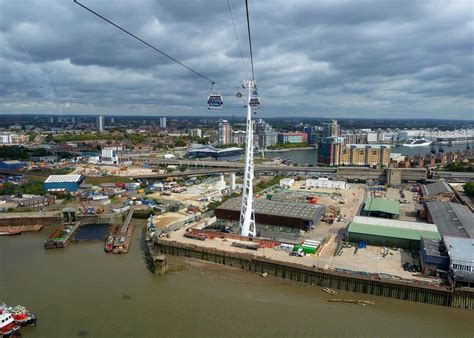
244;0;255;81
73;0;238;89
226;0;247;77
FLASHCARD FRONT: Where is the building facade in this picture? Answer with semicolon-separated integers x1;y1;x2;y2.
321;120;341;137
254;119;278;149
278;132;308;144
188;128;202;138
318;136;345;165
218;120;232;146
340;144;391;167
159;117;167;129
231;130;247;146
96;115;104;132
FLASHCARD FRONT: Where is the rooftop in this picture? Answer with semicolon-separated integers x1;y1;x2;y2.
44;174;83;184
349;216;441;241
364;197;400;216
426;201;474;238
0;160;24;164
217;198;325;221
186;145;242;154
421;238;447;258
347;144;391;149
421;181;453;196
443;236;474;263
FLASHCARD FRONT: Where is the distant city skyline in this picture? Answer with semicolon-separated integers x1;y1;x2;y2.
0;0;473;120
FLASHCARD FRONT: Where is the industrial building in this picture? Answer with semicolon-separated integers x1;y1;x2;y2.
215;198;325;231
44;175;84;192
425;201;474;238
443;236;474;287
17;194;56;208
363;197;400;219
420;238;449;276
306;178;346;189
347;216;441;250
0;160;25;171
279;178;295;188
420;181;454;202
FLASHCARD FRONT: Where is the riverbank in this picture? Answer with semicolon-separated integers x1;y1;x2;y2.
152;239;473;310
2;230;474;337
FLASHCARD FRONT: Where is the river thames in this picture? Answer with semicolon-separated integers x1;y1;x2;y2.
1;227;473;338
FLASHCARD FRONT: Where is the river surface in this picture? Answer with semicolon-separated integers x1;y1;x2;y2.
263;143;470;166
1;227;473;338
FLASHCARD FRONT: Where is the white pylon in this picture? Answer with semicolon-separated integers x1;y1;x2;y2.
239;80;256;237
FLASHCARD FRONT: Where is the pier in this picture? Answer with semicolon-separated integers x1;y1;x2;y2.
113;207;135;254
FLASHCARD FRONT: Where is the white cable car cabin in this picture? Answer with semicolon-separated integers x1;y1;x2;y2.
249;97;260;108
207;94;223;109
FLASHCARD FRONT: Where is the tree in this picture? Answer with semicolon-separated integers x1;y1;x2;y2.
45;133;54;143
464;182;474;197
0;183;18;195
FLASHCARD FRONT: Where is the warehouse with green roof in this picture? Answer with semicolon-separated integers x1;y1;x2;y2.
347;216;440;250
363;197;400;219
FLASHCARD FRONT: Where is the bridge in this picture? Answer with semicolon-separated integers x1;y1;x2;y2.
118;156;430;183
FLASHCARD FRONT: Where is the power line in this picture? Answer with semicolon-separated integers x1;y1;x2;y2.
226;0;247;77
244;0;255;81
73;0;236;88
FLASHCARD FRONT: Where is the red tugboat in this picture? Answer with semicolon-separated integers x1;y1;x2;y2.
9;305;37;326
0;306;20;337
104;225;120;252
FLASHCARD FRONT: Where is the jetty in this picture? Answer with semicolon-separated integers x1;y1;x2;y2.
113;207;135;254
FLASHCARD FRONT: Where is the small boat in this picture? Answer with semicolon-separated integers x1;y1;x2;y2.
9;305;37;326
104;235;115;252
322;287;337;295
327;298;375;305
0;306;21;337
104;225;120;252
0;230;22;236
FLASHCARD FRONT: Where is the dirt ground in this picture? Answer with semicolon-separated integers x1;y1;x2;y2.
72;164;154;177
152;212;188;229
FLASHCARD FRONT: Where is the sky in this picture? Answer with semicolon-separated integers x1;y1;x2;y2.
0;0;473;120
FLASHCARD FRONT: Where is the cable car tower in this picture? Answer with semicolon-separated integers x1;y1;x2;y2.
239;79;257;237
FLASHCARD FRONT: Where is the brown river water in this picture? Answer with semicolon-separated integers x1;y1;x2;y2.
1;226;472;338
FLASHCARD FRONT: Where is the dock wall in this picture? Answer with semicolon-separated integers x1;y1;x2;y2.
0;216;61;227
155;240;473;310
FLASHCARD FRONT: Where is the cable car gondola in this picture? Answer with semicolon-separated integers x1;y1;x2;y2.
249;98;260;109
207;83;223;109
207;94;223;109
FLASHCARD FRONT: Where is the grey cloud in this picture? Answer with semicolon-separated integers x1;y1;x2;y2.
0;0;472;119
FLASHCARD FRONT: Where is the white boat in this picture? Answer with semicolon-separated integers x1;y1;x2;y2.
402;138;432;147
0;305;21;337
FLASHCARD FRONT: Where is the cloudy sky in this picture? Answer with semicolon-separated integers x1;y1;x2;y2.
0;0;473;119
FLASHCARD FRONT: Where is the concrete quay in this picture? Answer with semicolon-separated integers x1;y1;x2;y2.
151;235;473;310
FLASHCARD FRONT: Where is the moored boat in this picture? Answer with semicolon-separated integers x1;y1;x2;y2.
0;306;21;337
0;227;22;236
104;225;120;252
9;305;37;326
104;235;115;252
402;138;432;147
